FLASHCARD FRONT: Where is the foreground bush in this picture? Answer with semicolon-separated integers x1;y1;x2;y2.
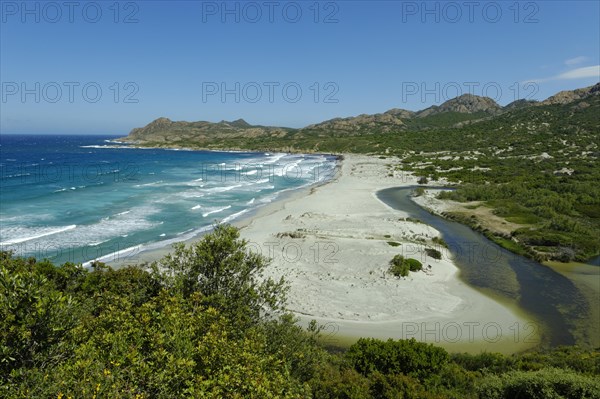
1;225;599;398
347;338;449;379
477;367;600;399
0;227;312;398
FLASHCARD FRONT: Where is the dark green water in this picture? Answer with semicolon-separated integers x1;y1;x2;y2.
377;187;592;347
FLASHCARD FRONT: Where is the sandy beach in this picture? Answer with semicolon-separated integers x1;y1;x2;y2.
108;154;538;353
237;154;538;353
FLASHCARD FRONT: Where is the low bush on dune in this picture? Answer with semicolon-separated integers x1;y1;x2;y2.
389;255;423;277
425;248;443;260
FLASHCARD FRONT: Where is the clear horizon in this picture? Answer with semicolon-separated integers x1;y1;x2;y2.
1;1;599;134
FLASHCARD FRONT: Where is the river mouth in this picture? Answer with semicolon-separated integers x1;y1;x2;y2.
377;186;598;348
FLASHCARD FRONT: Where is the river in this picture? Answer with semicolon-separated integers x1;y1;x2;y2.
377;187;598;347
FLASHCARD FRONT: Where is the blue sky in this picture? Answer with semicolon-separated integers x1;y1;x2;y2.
1;0;599;134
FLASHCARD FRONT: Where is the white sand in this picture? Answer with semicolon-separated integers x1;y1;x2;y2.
239;154;538;352
108;154;538;352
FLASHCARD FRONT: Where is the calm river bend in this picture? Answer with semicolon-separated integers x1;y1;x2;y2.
377;186;597;347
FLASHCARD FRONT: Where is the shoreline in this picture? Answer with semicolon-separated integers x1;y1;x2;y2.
107;153;538;353
104;155;342;269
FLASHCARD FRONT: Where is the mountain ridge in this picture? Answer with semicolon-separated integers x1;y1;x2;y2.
122;83;599;145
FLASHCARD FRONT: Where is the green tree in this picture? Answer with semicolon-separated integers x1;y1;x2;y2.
154;224;288;325
0;255;79;378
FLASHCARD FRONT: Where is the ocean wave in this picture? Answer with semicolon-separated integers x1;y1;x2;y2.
259;194;278;204
2;173;32;179
221;209;250;224
81;224;217;268
0;225;77;245
2;206;160;252
184;180;205;187
264;153;287;164
203;184;243;193
202;205;231;218
179;191;205;199
0;213;54;223
134;181;164;188
88;240;109;246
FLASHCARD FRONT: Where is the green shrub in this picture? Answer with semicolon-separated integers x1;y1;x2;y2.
368;371;440;399
405;258;423;272
477;367;600;399
389;255;422;276
308;362;372;399
389;255;409;277
347;338;449;380
425;248;442;260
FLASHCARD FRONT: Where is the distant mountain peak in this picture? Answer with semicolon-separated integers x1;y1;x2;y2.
149;117;173;125
505;99;539;110
416;94;502;118
229;118;251;127
440;93;500;112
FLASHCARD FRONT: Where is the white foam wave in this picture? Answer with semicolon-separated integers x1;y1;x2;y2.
221;209;250;224
89;240;109;247
202;205;231;218
203;184;243;193
82;225;217;268
0;225;77;245
134;181;164;188
264;153;287;164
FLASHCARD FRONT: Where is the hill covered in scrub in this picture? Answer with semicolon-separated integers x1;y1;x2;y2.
121;83;599;146
125;117;292;145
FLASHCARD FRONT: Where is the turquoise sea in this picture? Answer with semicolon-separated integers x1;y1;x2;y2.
0;135;337;266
